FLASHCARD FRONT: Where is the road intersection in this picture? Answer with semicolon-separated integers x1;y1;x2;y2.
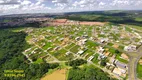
127;45;142;80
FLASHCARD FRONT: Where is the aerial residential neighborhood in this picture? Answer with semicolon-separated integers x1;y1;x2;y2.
0;0;142;80
14;17;141;79
0;14;142;79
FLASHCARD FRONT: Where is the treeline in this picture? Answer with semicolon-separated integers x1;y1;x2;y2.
0;22;41;29
68;66;117;80
66;59;87;67
0;30;59;80
55;12;142;26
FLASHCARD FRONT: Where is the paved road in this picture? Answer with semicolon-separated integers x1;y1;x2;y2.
127;45;142;80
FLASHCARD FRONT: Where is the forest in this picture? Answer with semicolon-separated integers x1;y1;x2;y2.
67;66;117;80
0;30;59;80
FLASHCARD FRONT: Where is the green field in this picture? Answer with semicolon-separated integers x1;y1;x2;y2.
137;64;142;79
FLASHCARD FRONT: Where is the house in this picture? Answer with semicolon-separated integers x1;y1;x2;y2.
54;46;60;50
77;50;84;55
113;67;127;77
115;60;127;69
89;37;93;40
25;48;32;52
121;53;129;60
87;56;94;61
100;31;105;35
98;54;106;60
124;45;137;51
100;38;108;43
75;37;80;41
118;68;127;74
103;52;110;57
59;38;64;41
82;39;87;44
65;52;70;55
78;39;87;46
82;35;88;38
97;46;105;54
112;44;119;48
113;68;122;76
137;40;142;45
109;58;115;64
104;52;110;57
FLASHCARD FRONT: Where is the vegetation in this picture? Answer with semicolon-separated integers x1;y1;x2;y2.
66;59;87;67
92;53;99;64
0;22;41;29
116;55;128;64
67;66;117;80
55;11;142;26
0;30;59;80
100;58;107;66
137;64;142;79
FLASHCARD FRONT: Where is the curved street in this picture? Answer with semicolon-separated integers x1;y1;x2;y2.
127;45;142;80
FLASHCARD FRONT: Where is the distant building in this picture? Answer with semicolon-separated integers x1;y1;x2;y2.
97;46;105;54
77;50;84;55
113;68;122;76
124;45;137;51
113;67;127;77
109;58;115;65
121;53;129;60
87;56;94;61
100;38;108;43
65;52;71;55
103;52;110;57
115;60;127;69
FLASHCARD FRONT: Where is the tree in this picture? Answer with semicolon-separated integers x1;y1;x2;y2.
67;66;117;80
100;59;107;66
67;59;87;67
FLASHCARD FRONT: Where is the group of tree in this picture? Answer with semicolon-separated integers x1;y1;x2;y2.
0;30;59;80
66;59;87;67
68;66;117;80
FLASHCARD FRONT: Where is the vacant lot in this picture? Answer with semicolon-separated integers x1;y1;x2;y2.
41;69;67;80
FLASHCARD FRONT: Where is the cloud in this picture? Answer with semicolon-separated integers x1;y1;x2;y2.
52;0;68;3
0;0;21;5
0;0;142;15
21;0;31;5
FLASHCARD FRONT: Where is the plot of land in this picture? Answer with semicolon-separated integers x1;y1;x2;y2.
41;69;67;80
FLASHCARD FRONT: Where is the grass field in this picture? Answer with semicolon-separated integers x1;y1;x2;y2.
116;55;128;64
34;58;43;64
65;43;75;50
92;53;100;64
70;45;80;53
137;64;142;79
135;17;142;21
85;40;99;49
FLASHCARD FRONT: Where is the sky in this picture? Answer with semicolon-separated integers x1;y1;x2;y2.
0;0;142;15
